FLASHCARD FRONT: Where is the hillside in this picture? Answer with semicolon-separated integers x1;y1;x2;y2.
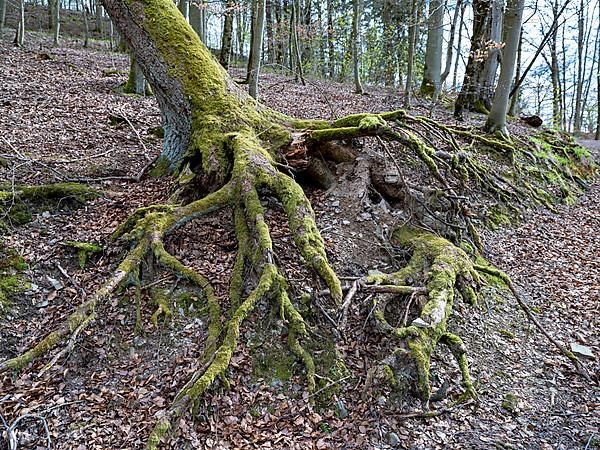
0;32;598;449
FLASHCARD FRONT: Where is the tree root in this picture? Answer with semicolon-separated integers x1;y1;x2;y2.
362;226;480;406
1;129;341;449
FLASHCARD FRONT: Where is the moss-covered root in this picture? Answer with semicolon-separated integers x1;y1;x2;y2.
0;238;149;373
366;226;480;403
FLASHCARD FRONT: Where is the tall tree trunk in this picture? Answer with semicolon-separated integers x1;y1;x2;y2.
508;28;522;116
441;0;462;87
220;0;235;69
16;0;25;46
484;0;524;135
382;0;395;86
83;5;90;47
479;0;503;107
421;0;445;98
265;0;275;63
451;0;466;90
190;1;206;43
573;0;584;134
178;0;189;21
53;0;60;45
404;0;419;107
95;0;103;31
454;0;494;119
0;0;7;37
596;6;600;139
549;2;561;129
248;0;266;99
351;0;363;94
291;0;305;84
326;0;335;78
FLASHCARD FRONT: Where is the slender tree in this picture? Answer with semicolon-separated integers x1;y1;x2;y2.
573;0;584;133
351;0;364;93
421;0;445;98
220;0;235;69
248;0;266;99
484;0;525;135
441;0;462;87
53;0;61;45
404;0;420;107
0;0;7;37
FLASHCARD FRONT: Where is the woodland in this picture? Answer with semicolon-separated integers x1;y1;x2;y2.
0;0;598;447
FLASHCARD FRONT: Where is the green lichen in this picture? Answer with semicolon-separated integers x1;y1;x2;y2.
501;393;519;413
0;245;29;316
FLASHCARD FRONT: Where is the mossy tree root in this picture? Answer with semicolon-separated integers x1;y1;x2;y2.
364;226;480;406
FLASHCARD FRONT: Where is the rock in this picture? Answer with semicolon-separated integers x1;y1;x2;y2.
377;395;387;406
335;400;349;419
41;211;51;218
412;317;430;328
47;276;63;290
359;212;372;221
331;200;340;207
570;342;595;359
388;432;400;446
342;220;350;225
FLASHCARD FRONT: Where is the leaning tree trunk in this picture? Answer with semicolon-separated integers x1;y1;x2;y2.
421;0;444;98
484;0;524;135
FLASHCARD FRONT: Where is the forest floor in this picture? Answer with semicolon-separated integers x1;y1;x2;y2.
0;32;599;450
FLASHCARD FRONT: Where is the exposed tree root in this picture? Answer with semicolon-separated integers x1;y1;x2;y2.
361;226;479;406
1;105;594;448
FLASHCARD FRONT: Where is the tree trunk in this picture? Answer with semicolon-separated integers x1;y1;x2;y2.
248;0;266;99
291;0;305;84
479;0;503;106
404;0;419;108
454;0;501;119
573;0;584;134
596;9;600;140
83;5;90;47
53;0;60;45
95;0;103;32
326;0;335;78
178;0;189;21
508;28;522;116
16;0;25;46
421;0;445;98
484;0;524;135
219;0;235;69
351;0;363;94
0;0;7;37
441;0;462;88
382;0;395;86
189;1;206;43
451;0;466;90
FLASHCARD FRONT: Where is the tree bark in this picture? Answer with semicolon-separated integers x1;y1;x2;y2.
53;0;60;45
248;0;266;99
573;0;584;134
189;1;206;43
404;0;419;107
351;0;363;94
421;0;445;98
441;0;462;87
0;0;7;37
484;0;524;135
178;0;189;22
219;0;235;69
454;0;502;119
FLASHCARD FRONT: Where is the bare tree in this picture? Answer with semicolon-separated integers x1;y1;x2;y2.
248;0;266;99
484;0;525;135
421;0;445;98
351;0;364;93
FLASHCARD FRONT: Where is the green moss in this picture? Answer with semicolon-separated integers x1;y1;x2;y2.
499;329;515;339
0;245;29;315
64;241;103;268
501;393;519;413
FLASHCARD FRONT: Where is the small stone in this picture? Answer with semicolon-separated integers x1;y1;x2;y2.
377;395;387;406
133;336;146;347
412;318;430;328
41;211;51;218
331;200;340;207
388;432;400;446
570;343;595;359
47;276;63;290
359;212;372;221
342;220;350;225
335;400;349;419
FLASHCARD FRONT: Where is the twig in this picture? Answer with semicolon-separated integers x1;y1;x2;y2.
338;280;359;330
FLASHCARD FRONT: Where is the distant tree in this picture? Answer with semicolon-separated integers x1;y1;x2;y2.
351;0;364;94
0;0;6;36
484;0;525;135
421;0;445;98
248;0;266;99
454;0;503;119
220;0;235;69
